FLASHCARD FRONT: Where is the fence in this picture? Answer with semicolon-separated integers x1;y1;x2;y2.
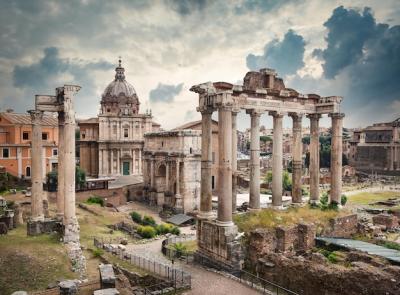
94;237;191;290
161;234;196;263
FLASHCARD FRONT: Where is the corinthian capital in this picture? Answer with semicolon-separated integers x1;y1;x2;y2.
28;110;44;125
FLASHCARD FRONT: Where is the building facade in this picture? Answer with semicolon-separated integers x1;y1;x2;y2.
143;130;201;213
0;111;58;178
79;60;160;177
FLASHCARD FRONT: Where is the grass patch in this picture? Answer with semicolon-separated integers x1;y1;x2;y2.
85;196;104;206
167;240;197;254
348;191;400;206
378;240;400;251
234;206;348;233
0;226;77;295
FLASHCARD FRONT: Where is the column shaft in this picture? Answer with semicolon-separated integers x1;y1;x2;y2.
330;113;344;204
217;107;233;225
309;114;320;203
231;111;238;213
165;161;170;191
271;112;283;208
291;113;303;203
57;112;65;219
150;157;155;187
199;110;213;218
29;110;44;221
248;110;261;210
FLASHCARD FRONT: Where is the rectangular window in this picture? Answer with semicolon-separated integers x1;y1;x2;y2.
124;128;129;138
42;133;48;140
52;148;58;156
23;132;29;140
81;132;86;139
2;148;9;158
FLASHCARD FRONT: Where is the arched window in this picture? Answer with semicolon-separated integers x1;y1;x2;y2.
26;166;31;177
157;164;166;177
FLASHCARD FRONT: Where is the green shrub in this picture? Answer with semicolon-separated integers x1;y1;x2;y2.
142;215;156;226
86;196;104;206
156;223;173;235
92;248;104;258
381;241;400;251
173;242;187;257
130;211;142;224
341;194;348;206
171;226;181;235
137;225;157;239
327;252;338;263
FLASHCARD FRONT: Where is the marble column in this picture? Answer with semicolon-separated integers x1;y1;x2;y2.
308;114;321;204
247;109;261;210
110;149;114;175
57;111;65;220
271;111;284;209
175;159;183;210
217;106;233;226
330;113;345;205
150;156;155;187
63;85;80;242
290;113;303;204
165;160;170;191
29;110;44;221
231;109;239;213
199;109;213;219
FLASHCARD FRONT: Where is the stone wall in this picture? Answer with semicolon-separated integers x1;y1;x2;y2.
321;214;358;238
372;214;399;230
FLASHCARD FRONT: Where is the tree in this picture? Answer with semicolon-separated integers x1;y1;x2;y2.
46;166;87;190
302;136;310;145
264;170;292;191
260;136;272;142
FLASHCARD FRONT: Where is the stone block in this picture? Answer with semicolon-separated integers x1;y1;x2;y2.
276;226;298;253
372;214;399;230
0;222;8;235
93;289;119;295
27;219;62;236
322;214;358;238
11;292;28;295
297;223;316;251
99;264;116;289
59;280;78;295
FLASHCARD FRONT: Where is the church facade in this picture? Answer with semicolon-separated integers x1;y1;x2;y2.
79;60;160;177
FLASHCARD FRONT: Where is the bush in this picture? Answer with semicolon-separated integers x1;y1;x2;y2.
173;242;187;257
137;225;157;239
341;194;348;206
86;196;104;206
327;252;338;263
142;215;156;226
171;226;181;235
92;248;104;258
156;223;173;235
130;211;142;224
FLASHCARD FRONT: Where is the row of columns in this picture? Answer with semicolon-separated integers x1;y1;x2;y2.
99;148;142;176
198;105;345;225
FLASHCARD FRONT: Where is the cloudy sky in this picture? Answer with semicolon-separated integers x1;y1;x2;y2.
0;0;399;130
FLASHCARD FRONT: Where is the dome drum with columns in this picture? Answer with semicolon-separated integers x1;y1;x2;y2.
78;59;161;178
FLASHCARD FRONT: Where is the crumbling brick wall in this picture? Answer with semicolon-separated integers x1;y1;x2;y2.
322;214;358;238
372;214;399;230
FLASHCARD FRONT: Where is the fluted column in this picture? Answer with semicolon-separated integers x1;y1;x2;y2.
199;109;214;219
290;113;303;203
150;156;155;187
57;111;65;220
231;109;239;213
247;109;261;210
165;160;170;191
271;111;284;209
29;110;44;221
330;113;345;205
62;85;81;242
175;159;183;210
217;106;233;226
308;114;321;204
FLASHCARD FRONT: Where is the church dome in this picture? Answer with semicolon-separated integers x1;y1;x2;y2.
102;60;137;100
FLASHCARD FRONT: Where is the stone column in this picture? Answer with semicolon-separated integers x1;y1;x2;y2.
290;113;303;204
330;113;345;205
247;109;261;210
57;111;65;220
110;149;114;175
62;85;81;242
199;109;213;219
28;110;44;221
175;159;183;210
165;160;170;191
271;112;284;209
231;109;239;213
308;114;321;204
217;106;233;226
150;156;155;187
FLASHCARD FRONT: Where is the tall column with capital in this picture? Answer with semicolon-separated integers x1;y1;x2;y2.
199;109;213;218
175;159;183;210
330;113;345;205
290;113;303;203
247;109;261;210
217;106;233;226
308;114;321;204
231;109;239;213
29;110;45;221
271;112;284;208
62;85;81;242
57;111;65;220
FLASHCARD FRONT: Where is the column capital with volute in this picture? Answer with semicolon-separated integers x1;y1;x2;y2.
28;109;44;125
246;109;262;117
269;111;285;118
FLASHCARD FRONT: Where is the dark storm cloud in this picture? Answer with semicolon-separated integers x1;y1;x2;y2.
246;30;306;76
149;83;184;103
166;0;207;15
315;6;400;103
12;47;113;113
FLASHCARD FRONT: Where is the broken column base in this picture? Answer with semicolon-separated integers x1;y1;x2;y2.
64;217;87;279
194;218;243;271
27;218;62;236
64;217;80;243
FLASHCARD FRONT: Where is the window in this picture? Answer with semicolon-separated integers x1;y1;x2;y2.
190;147;193;154
124;128;129;138
2;148;9;158
42;133;48;140
26;166;31;177
212;176;215;190
23;132;29;140
113;126;117;135
52;148;58;156
81;132;86;139
212;152;215;164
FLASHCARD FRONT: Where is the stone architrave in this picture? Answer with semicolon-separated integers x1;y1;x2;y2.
247;109;261;210
308;114;321;204
330;113;345;205
270;111;284;209
57;111;65;220
217;106;233;226
199;109;214;219
62;85;81;243
28;110;45;221
290;113;303;203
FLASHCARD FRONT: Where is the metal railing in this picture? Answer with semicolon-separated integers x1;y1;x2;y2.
161;234;196;263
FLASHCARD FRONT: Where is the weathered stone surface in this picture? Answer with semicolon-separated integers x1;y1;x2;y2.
26;219;62;236
321;214;358;238
59;280;78;295
372;214;399;230
93;288;119;295
99;264;116;288
0;222;8;234
11;291;28;295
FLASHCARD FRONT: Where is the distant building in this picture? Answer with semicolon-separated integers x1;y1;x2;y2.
0;111;58;178
78;60;161;177
354;118;400;175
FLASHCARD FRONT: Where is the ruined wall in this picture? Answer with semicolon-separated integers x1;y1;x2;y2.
321;214;358;238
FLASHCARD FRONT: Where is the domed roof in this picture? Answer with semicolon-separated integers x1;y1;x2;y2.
101;60;137;100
